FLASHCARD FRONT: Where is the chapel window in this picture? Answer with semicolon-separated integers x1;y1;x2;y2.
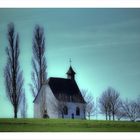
76;107;80;116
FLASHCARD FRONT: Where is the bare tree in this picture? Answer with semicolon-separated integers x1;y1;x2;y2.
121;100;139;122
99;91;110;120
86;102;94;120
116;111;126;121
108;87;120;120
136;96;140;119
20;92;27;118
57;101;67;118
4;23;24;118
54;94;67;118
81;89;94;120
115;105;126;121
30;25;47;98
99;87;120;121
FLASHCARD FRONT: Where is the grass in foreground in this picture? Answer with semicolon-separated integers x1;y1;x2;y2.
0;118;140;132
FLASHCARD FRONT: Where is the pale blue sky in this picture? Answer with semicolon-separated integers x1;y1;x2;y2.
0;9;140;118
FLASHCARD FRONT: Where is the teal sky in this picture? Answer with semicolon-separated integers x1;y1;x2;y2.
0;8;140;118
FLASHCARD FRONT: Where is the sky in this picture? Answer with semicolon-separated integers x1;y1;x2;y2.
0;8;140;118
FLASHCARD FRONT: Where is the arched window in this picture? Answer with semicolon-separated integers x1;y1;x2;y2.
76;107;80;116
63;106;68;115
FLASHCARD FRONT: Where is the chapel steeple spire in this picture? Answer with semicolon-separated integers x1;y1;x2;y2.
66;59;76;80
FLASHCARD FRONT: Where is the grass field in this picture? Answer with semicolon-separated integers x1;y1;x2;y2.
0;118;140;132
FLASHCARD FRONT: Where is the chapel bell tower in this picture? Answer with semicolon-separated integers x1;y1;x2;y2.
66;59;76;80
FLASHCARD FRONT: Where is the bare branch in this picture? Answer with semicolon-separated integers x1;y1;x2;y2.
121;99;140;121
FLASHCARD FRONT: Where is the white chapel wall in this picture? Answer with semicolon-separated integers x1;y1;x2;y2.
45;85;59;118
59;102;85;119
34;87;42;118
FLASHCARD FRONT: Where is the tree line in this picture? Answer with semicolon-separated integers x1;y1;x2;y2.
4;23;47;118
82;87;140;122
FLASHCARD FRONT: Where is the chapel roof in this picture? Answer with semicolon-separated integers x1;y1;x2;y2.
48;77;85;103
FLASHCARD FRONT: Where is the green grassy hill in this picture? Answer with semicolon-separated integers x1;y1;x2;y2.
0;118;140;132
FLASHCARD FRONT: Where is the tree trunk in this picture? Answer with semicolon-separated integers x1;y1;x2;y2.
84;108;86;119
89;114;90;120
106;112;108;120
14;105;17;118
112;112;115;121
62;113;64;119
109;112;111;120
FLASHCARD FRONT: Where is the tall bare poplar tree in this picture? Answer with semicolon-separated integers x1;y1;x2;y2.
4;23;24;118
30;25;47;98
